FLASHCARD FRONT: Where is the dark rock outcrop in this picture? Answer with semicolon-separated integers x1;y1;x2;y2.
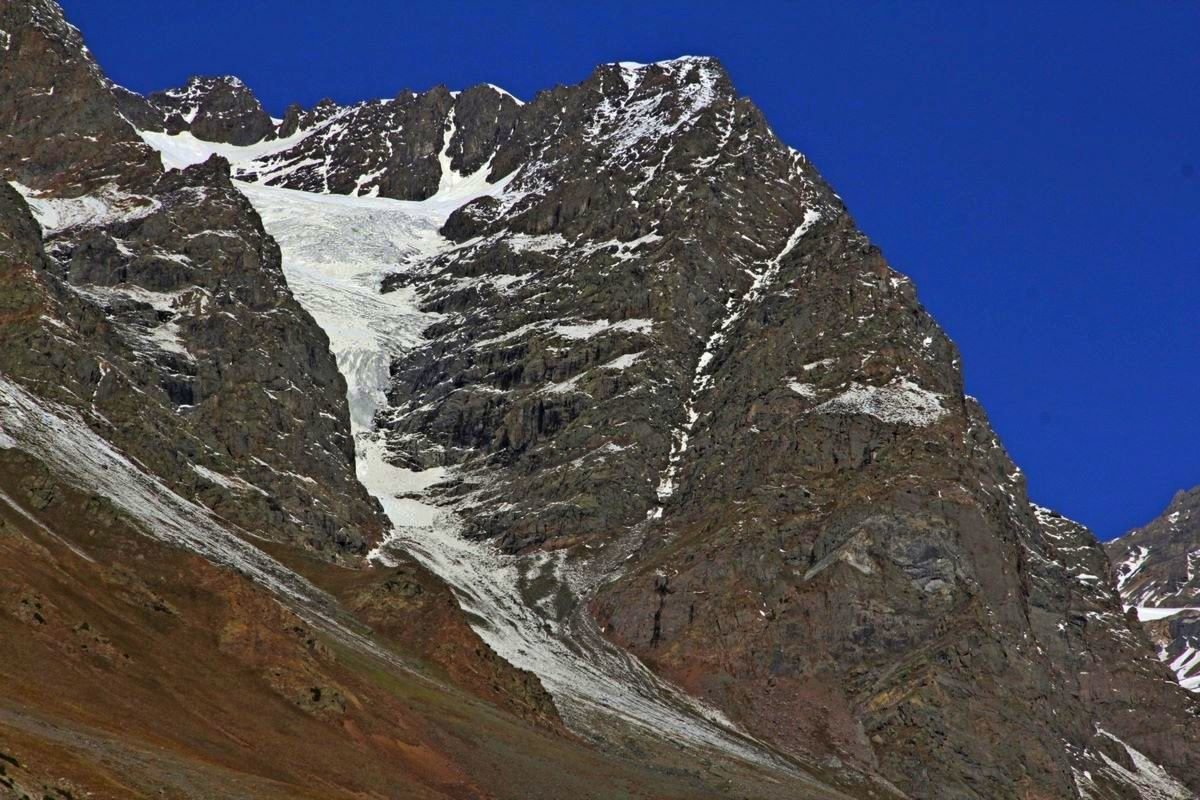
114;74;276;146
234;84;522;199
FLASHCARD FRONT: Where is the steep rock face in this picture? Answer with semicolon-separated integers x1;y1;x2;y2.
0;0;158;194
332;58;1199;797
1107;486;1200;692
383;58;834;551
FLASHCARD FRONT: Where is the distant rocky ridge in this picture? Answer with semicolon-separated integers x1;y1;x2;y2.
2;1;1200;798
116;74;276;146
1107;486;1200;692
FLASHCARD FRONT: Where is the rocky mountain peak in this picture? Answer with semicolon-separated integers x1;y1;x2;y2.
1106;485;1200;694
5;2;1200;798
0;0;159;194
112;72;277;147
1109;485;1200;607
1156;485;1197;526
144;74;276;145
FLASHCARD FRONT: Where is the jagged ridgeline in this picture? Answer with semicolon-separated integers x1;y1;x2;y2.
1;1;1198;798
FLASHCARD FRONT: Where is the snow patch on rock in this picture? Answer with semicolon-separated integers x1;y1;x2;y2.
786;380;816;398
553;318;654;340
191;464;267;496
657;209;821;501
9;180;156;234
815;377;947;426
1076;727;1194;800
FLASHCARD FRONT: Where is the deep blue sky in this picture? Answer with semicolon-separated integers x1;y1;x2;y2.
61;1;1199;540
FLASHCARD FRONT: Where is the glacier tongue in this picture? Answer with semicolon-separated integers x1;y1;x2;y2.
233;172;802;774
236;182;445;431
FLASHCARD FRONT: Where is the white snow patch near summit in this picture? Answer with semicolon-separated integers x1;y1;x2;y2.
137;128;315;172
815;377;947;426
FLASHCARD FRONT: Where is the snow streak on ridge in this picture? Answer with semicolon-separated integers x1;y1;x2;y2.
656;208;821;503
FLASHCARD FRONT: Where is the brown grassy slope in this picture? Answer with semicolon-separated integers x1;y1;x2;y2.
0;448;865;800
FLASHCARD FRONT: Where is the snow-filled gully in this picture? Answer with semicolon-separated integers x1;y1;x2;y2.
224;153;802;773
82;121;817;777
